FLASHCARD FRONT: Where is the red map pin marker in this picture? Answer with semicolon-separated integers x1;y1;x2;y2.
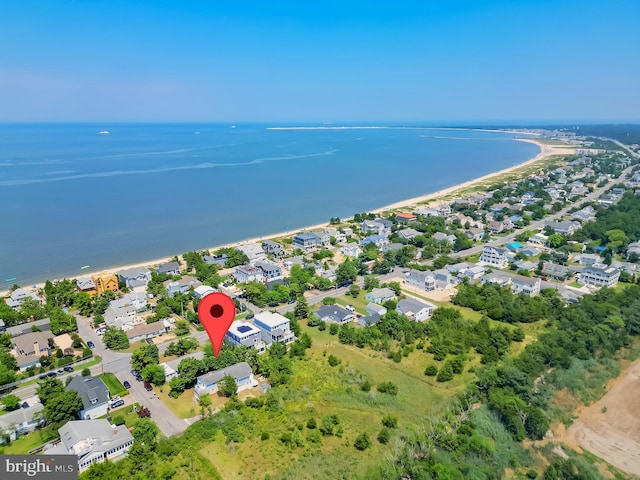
197;292;236;358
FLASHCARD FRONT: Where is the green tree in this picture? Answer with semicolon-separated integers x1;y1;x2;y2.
1;394;21;411
424;364;438;376
377;381;398;395
348;284;360;298
364;275;380;291
336;259;358;286
354;432;371;450
377;427;391;444
103;326;129;350
142;364;165;385
131;344;159;372
173;320;190;336
293;295;309;320
322;296;336;305
547;233;565;249
43;390;83;430
218;375;238;397
133;417;160;446
382;415;398;429
198;393;212;417
436;362;454;382
36;377;66;405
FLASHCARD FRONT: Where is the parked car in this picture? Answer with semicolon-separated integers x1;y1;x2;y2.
246;313;255;319
47;371;57;377
87;341;95;348
143;382;153;392
145;338;154;345
345;305;355;312
57;369;64;375
123;380;131;389
110;399;125;408
21;402;29;409
63;366;74;372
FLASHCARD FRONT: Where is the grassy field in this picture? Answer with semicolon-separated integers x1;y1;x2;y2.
108;403;142;428
156;386;197;419
99;372;128;397
197;319;469;480
335;290;369;314
0;430;48;454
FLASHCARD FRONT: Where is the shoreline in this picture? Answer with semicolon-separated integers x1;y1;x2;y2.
1;136;575;297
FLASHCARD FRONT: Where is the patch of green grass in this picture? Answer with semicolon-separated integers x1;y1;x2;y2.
99;372;128;397
156;386;197;419
107;403;141;428
335;290;369;314
0;430;48;454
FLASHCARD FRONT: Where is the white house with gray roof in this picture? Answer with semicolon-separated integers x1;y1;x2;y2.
396;298;435;322
365;287;396;304
262;240;285;258
118;267;152;291
480;246;508;269
66;376;111;420
237;243;267;263
340;243;363;258
4;288;41;309
254;261;283;281
404;269;436;291
43;419;134;472
0;403;44;443
76;277;97;293
313;305;356;325
194;362;255;399
234;265;265;284
156;261;180;275
225;321;266;352
578;265;620;288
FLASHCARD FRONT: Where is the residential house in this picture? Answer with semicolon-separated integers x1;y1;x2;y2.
43;419;134;472
365;303;387;316
283;255;305;269
262;240;285;259
459;265;487;280
514;260;537;272
292;233;320;251
202;254;228;267
164;276;202;297
360;218;392;236
542;262;569;281
598;194;616;207
340;243;363;258
314;231;331;248
118;267;152;291
66;376;110;420
445;262;470;274
194;285;216;299
382;243;404;253
254;261;283;282
103;304;142;331
464;228;485;242
481;272;512;289
234;265;265;284
194;362;255;399
520;247;540;257
343;227;354;238
157;262;180;276
313;305;356;325
627;241;640;257
325;228;347;244
545;221;580;235
577;253;603;266
4;288;41;309
365;287;396;305
360;235;389;250
253;311;295;345
479;247;509;269
109;292;147;313
396;298;435;322
438;204;452;216
487;221;504;234
397;228;420;240
6;318;51;337
578;265;620;288
0;404;44;443
358;312;381;327
225;321;266;352
395;213;417;224
433;268;459;287
404;269;436;291
11;331;53;370
414;207;441;217
511;275;541;296
236;244;267;263
529;233;549;246
433;232;456;244
572;206;596;222
125;321;170;343
76;277;97;295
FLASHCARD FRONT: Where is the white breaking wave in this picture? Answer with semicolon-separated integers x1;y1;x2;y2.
0;148;338;186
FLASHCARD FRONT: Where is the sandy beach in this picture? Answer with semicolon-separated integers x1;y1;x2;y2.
1;136;575;297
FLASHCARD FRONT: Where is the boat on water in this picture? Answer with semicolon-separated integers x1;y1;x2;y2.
81;265;90;269
5;277;16;282
98;130;110;135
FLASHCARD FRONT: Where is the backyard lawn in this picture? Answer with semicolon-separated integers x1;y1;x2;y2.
99;372;128;397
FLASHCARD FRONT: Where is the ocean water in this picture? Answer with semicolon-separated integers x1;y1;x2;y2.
0;124;539;285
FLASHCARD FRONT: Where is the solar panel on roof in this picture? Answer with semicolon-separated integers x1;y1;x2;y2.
237;325;252;333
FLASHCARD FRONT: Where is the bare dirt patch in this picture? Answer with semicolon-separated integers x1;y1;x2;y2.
564;359;640;477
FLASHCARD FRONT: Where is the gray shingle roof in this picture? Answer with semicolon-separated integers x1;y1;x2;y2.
66;376;110;411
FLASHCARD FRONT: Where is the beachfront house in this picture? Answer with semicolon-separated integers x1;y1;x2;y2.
404;269;436;291
156;261;180;276
360;235;389;250
312;305;356;325
194;362;255;399
360;219;392;236
43;420;134;473
261;240;285;259
76;277;97;295
253;311;295;345
5;288;41;309
480;246;509;269
234;265;265;284
292;233;320;251
395;213;417;224
365;287;396;305
237;244;267;263
225;321;266;352
203;254;228;266
118;267;152;291
66;376;110;420
396;298;435;322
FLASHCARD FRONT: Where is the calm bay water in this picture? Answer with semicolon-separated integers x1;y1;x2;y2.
0;124;538;285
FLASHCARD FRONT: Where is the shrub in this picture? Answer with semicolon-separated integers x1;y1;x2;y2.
317;321;327;331
359;379;372;392
322;297;336;305
113;416;126;426
450;356;465;374
327;355;340;367
436;362;454;382
377;381;398;396
424;364;438;376
354;432;371;450
329;323;339;335
377;427;391;444
81;368;91;377
306;429;322;444
381;415;398;429
261;431;270;441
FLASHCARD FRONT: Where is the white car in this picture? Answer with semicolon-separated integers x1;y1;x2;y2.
346;305;355;312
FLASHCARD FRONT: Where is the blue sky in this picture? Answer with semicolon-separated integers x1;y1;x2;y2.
1;1;639;123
